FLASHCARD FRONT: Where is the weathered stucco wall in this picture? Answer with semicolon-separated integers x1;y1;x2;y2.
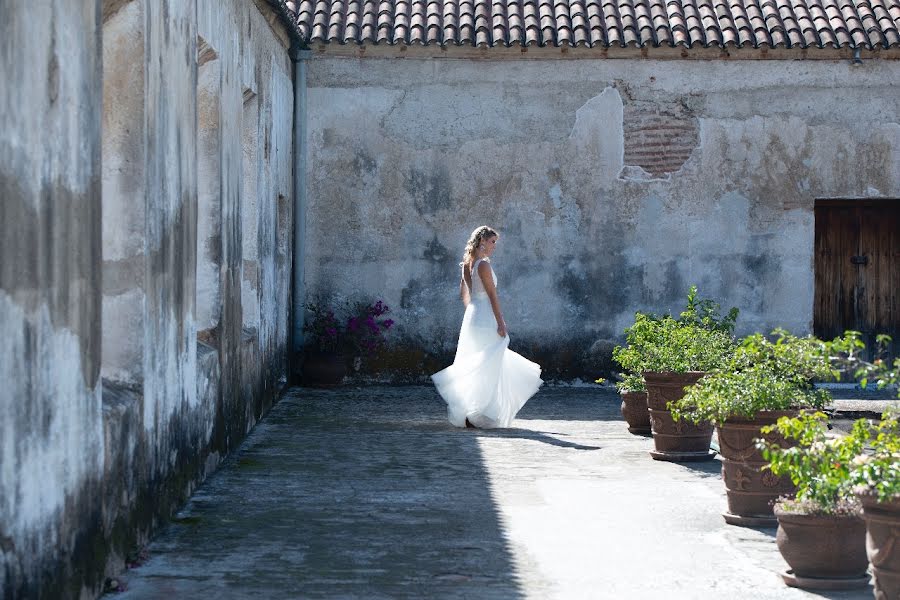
1;1;296;598
1;1;104;597
304;57;900;380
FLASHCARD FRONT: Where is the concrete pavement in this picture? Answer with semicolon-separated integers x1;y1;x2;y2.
111;386;890;599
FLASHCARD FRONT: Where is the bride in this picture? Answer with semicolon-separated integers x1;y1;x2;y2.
431;226;543;428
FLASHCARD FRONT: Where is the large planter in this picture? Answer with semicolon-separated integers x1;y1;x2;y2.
302;350;347;386
620;391;651;435
775;506;870;590
717;410;798;527
643;371;715;462
860;494;900;600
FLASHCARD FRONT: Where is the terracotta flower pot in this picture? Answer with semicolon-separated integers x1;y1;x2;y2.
643;371;714;462
302;350;347;386
717;411;798;527
620;391;651;435
774;506;870;590
860;494;900;600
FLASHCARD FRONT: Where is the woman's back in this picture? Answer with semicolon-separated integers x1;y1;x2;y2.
465;258;495;300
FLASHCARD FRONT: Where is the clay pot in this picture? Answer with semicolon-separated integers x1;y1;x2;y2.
860;494;900;600
302;350;347;386
775;505;869;587
717;411;798;526
620;391;651;435
643;371;714;461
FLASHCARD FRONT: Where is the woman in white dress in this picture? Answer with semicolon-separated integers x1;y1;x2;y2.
431;226;543;428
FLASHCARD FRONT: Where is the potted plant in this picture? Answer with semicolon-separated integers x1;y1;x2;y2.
850;406;900;600
827;331;900;597
616;373;650;435
616;287;738;461
671;330;836;526
758;412;870;590
613;315;666;436
302;299;394;386
850;410;900;600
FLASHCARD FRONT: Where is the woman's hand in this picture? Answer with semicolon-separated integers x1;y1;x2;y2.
497;320;507;338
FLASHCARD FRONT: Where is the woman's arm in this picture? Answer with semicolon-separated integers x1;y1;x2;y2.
459;271;470;307
477;261;507;337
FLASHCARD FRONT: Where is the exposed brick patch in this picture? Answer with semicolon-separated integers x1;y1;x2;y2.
622;102;699;178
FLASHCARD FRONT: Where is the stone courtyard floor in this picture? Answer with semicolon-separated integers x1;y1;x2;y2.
112;386;894;599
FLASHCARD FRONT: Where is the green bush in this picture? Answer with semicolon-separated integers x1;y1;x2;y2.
614;373;646;394
848;408;900;503
758;412;867;515
671;330;835;425
828;331;900;398
611;286;737;394
613;312;736;374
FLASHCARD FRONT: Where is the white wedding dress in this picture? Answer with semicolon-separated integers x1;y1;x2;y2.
431;258;543;428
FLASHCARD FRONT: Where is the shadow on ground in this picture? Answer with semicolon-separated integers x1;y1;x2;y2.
115;386;530;599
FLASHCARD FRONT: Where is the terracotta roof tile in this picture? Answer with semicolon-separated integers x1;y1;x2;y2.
292;0;900;47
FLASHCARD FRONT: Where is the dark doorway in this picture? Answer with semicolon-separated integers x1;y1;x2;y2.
814;199;900;360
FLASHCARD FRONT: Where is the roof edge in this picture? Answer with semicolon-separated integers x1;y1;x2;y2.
303;42;900;61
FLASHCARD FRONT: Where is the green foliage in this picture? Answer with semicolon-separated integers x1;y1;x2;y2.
758;412;867;515
847;408;900;503
827;331;900;398
737;330;840;383
679;284;740;335
671;330;834;424
612;286;738;375
613;312;736;374
611;286;737;395
615;373;646;393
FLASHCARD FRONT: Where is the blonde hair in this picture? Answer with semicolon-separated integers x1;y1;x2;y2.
460;226;498;267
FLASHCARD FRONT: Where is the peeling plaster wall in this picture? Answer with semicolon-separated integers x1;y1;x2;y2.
1;1;295;598
305;58;900;380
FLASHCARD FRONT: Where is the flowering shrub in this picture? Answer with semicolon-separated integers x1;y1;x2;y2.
304;298;394;355
848;409;900;503
345;300;394;354
757;412;867;515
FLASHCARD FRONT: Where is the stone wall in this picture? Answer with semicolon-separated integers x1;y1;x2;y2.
304;56;900;380
0;1;296;598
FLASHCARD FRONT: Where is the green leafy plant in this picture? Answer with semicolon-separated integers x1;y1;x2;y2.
612;286;738;379
679;284;739;335
757;412;867;515
615;373;646;393
828;331;899;398
613;312;736;374
671;330;835;425
848;408;900;503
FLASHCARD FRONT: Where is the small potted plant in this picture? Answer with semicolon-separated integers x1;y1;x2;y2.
615;373;650;435
613;314;665;436
302;298;394;386
758;412;870;590
671;330;836;526
616;287;738;461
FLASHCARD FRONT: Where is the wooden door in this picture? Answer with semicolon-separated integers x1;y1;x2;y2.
814;200;900;359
